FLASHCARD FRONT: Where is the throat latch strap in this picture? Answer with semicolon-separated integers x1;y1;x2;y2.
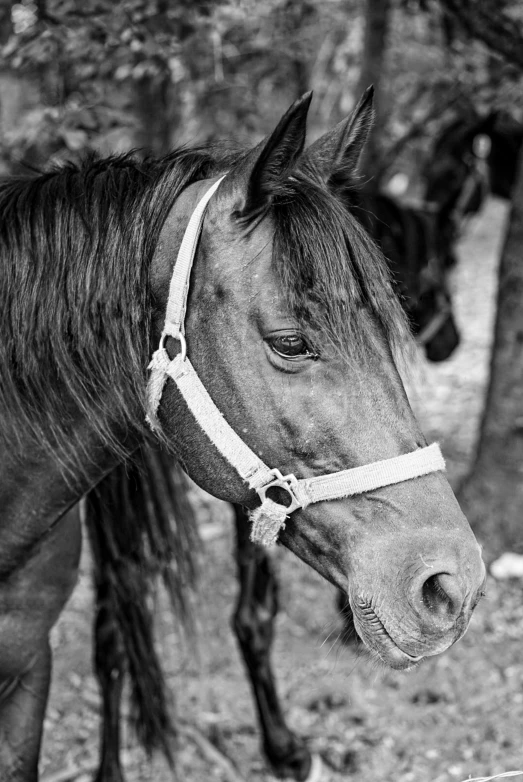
147;178;446;547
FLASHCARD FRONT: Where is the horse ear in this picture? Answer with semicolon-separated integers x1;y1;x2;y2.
305;86;375;191
227;92;312;217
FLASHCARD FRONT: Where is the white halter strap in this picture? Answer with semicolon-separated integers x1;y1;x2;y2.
147;177;445;546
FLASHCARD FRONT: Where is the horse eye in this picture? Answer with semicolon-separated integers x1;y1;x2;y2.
269;334;317;360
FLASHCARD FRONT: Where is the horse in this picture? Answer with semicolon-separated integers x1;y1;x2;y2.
422;110;523;266
85;181;463;780
355;191;459;362
0;89;486;781
73;125;465;782
87;123;466;780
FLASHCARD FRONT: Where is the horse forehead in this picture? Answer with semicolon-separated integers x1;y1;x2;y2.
204;211;276;285
203;223;289;321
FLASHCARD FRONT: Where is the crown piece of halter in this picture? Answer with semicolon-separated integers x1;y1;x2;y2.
147;176;445;547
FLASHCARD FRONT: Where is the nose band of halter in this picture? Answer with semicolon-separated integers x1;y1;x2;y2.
147;177;446;547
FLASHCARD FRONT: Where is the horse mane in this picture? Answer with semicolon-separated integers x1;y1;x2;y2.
0;149;222;473
0;147;410;475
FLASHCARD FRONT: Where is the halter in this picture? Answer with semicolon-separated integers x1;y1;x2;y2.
448;133;492;235
147;177;445;547
415;290;452;346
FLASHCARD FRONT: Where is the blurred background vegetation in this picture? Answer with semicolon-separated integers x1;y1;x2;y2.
1;0;522;185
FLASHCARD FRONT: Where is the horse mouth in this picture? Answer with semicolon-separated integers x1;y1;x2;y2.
351;599;425;670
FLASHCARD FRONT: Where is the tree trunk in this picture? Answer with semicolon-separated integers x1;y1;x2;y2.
458;150;523;560
0;4;45;175
132;0;180;156
438;0;523;72
355;0;391;180
133;75;175;156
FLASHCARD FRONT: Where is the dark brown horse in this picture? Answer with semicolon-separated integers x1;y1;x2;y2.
88;178;464;781
423;109;523;268
90;128;467;781
0;91;485;781
425;110;523;206
356;191;459;362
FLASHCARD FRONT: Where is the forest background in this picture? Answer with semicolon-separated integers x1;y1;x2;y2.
3;3;523;781
1;0;522;182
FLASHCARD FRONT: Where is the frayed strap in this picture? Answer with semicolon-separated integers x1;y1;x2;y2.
249;499;288;547
146;348;171;430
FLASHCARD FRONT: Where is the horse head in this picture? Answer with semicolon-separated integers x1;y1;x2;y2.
150;91;485;669
403;205;460;363
423;112;493;225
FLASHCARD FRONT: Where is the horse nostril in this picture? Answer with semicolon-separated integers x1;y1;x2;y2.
421;573;464;619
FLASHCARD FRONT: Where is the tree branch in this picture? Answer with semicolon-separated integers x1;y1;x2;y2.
375;87;463;179
439;0;523;70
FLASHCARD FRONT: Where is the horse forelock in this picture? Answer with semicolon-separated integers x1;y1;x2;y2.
269;171;412;366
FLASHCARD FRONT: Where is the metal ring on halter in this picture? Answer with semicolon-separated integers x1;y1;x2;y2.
160;330;187;361
256;469;303;514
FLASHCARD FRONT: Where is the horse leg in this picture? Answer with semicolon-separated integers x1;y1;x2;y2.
0;646;52;782
91;577;126;782
0;510;81;781
232;506;312;781
83;491;126;782
94;592;125;782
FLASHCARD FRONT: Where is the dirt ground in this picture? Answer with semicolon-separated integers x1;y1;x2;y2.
40;198;523;782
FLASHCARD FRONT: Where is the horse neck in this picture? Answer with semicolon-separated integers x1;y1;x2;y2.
0;421;134;578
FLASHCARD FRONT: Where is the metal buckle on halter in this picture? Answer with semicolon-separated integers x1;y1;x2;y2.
159;329;187;361
256;469;303;514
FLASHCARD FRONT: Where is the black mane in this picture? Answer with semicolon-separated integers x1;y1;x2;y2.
0;148;410;474
0;150;221;472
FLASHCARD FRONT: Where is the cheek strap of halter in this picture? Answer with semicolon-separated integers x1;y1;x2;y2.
147;177;446;547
